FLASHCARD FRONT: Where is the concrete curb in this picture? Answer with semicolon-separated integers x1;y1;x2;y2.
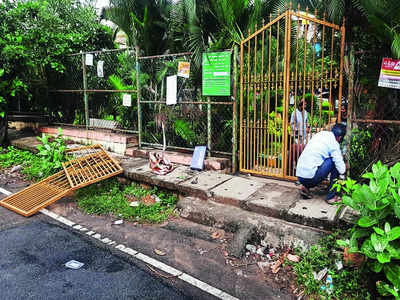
177;197;328;250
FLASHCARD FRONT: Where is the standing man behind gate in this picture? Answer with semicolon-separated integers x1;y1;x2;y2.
290;99;309;145
296;123;347;204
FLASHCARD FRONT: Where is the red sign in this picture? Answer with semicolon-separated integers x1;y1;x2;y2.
378;58;400;89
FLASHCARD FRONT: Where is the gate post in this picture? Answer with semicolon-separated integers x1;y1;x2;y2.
81;53;89;130
282;9;292;177
136;45;142;148
232;46;238;173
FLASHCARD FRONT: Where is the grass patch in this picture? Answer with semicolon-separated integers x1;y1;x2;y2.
289;231;372;300
75;178;178;223
0;146;60;180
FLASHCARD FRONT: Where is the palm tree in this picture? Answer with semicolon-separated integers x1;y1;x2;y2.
104;0;172;55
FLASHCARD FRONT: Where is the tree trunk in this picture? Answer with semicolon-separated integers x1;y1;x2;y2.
0;112;8;145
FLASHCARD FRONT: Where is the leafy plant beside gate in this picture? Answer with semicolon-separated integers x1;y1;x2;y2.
335;161;400;299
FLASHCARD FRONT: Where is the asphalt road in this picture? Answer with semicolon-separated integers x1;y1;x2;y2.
0;208;189;300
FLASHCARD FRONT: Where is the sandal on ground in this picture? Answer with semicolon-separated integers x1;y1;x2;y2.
326;196;342;204
300;187;313;199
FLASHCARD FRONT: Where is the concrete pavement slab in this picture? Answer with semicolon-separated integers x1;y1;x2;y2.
288;198;339;229
151;166;196;188
122;160;154;184
211;177;265;207
178;172;233;199
246;184;298;218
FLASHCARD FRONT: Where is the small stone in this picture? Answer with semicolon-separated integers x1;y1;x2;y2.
287;254;300;263
117;177;129;185
10;165;22;173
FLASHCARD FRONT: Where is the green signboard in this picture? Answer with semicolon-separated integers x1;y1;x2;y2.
202;51;231;96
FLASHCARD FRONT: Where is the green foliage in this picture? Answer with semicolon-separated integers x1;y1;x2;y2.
76;178;178;223
291;231;371;299
335;161;400;298
0;146;36;169
36;128;67;171
348;128;372;179
0;139;66;181
173;119;196;145
0;0;113;118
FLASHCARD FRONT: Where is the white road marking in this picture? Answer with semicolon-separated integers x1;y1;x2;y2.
0;187;12;196
0;187;239;300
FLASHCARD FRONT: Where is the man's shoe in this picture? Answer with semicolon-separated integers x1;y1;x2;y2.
326;196;342;204
300;186;313;199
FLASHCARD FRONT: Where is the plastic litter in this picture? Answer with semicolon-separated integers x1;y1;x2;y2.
336;260;343;270
113;219;123;225
245;244;257;253
65;260;84;269
130;201;139;207
256;247;266;256
326;274;334;294
313;267;328;281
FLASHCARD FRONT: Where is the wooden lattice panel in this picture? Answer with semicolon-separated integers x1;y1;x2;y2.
0;145;123;217
0;170;72;217
63;145;123;189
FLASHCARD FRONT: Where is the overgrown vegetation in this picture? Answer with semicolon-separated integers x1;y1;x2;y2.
0;0;113;132
0;129;67;180
76;178;178;223
290;231;371;299
335;161;400;299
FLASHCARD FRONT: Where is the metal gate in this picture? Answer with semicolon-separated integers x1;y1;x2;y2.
239;7;345;180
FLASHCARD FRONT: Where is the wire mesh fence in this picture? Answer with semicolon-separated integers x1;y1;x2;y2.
48;49;236;155
349;88;400;178
49;48;138;133
138;52;234;154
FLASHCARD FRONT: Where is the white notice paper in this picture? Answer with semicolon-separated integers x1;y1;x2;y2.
97;60;104;77
85;54;93;66
122;94;131;107
166;75;177;105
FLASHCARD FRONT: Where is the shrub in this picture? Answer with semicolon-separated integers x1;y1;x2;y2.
336;161;400;299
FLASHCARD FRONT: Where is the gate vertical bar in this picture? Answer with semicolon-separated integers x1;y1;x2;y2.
136;46;142;148
338;19;346;123
282;8;292;178
240;43;244;170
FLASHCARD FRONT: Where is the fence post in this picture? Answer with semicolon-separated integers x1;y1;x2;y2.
207;96;212;157
136;46;142;148
81;53;89;130
232;46;238;173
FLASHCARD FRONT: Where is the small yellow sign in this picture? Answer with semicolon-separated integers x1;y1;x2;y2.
178;61;190;78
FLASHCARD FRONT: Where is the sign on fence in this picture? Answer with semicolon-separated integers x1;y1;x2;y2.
122;94;131;107
85;53;93;66
97;60;104;77
202;51;231;96
166;75;177;105
378;57;400;89
178;61;190;78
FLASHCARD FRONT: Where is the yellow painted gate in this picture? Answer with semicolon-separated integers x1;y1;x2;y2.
239;7;345;180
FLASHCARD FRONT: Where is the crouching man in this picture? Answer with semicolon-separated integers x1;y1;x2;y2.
296;123;347;204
